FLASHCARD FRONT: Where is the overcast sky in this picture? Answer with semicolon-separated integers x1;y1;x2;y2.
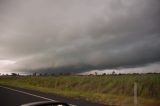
0;0;160;74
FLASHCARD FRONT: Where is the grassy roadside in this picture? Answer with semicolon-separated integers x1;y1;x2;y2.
0;74;160;106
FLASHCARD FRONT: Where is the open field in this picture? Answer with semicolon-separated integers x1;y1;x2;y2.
0;74;160;106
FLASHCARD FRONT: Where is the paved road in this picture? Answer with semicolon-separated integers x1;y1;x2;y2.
0;85;108;106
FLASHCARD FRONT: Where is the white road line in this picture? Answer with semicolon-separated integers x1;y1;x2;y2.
0;85;76;106
0;85;57;101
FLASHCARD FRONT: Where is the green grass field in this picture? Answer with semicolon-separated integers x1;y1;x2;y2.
0;74;160;106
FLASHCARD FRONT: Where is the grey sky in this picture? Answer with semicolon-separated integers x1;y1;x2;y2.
0;0;160;74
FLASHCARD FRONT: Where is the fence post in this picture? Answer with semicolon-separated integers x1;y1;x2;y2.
134;82;138;106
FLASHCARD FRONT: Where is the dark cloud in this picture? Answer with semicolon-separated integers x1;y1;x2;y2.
0;0;160;74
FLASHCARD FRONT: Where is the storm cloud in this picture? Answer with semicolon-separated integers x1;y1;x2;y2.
0;0;160;74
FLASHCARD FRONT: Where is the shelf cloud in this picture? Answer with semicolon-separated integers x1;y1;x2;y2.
0;0;160;74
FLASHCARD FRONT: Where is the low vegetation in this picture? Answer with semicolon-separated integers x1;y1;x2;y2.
0;74;160;106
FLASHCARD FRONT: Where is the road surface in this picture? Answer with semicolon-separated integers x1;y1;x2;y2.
0;85;108;106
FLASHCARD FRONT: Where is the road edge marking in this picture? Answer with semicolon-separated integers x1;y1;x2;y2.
0;85;76;106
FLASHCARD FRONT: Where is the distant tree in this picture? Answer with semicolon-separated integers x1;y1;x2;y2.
59;72;63;75
11;73;18;76
50;73;55;76
44;73;48;76
102;73;106;76
64;72;72;75
112;71;116;75
33;72;37;76
118;73;122;75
